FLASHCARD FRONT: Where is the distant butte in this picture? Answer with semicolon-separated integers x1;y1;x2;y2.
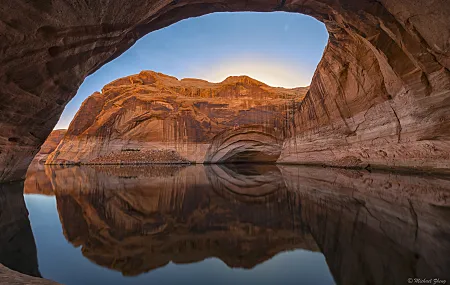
45;71;308;165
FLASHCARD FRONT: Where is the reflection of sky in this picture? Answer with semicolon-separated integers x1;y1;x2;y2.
54;12;328;129
25;194;335;285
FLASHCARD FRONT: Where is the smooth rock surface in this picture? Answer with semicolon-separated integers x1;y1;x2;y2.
45;72;305;164
0;265;58;285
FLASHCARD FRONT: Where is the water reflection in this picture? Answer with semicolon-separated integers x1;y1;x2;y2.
0;181;41;277
13;164;450;284
35;164;317;276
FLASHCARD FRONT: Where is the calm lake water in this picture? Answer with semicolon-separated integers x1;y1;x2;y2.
1;164;450;285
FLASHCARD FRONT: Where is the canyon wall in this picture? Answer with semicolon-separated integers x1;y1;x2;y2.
45;72;305;164
280;4;450;171
24;130;66;195
1;0;450;181
30;130;66;165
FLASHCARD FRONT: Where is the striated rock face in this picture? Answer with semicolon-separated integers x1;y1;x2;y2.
1;0;450;180
30;130;66;165
46;72;305;165
23;130;66;195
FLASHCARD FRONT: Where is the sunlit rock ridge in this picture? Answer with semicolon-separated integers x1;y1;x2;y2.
46;71;308;165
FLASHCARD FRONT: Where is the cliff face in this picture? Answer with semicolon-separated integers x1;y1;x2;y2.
24;130;66;196
46;72;306;164
0;0;450;180
30;130;66;165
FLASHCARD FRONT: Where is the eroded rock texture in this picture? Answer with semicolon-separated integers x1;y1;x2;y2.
30;130;66;165
1;0;450;181
45;72;304;164
24;164;450;284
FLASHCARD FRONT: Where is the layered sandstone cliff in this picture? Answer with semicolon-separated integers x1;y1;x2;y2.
30;130;66;164
24;130;66;196
46;71;307;165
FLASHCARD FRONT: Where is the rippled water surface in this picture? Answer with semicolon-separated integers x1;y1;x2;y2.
1;164;450;285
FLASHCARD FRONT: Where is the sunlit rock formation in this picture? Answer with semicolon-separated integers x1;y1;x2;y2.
1;0;450;181
45;72;306;165
24;130;66;195
23;164;450;283
30;130;66;165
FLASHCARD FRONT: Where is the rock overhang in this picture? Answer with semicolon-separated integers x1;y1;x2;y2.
0;0;449;181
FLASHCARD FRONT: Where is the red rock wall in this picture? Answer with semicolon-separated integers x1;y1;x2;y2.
280;1;450;171
30;129;66;164
1;0;450;181
45;72;302;164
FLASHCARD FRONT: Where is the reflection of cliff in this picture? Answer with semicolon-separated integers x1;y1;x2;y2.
206;164;287;201
47;165;317;276
24;163;54;196
24;164;450;284
0;182;41;278
280;166;450;284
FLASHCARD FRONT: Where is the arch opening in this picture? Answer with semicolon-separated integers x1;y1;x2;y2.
223;151;280;164
30;12;326;167
1;0;450;182
205;126;283;164
54;12;327;130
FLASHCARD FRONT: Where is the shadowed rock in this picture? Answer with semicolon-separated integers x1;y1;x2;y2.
0;182;41;278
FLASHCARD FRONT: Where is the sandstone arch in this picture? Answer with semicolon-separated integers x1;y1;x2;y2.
205;126;283;163
1;0;450;181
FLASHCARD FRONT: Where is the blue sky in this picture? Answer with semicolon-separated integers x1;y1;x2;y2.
55;12;328;129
